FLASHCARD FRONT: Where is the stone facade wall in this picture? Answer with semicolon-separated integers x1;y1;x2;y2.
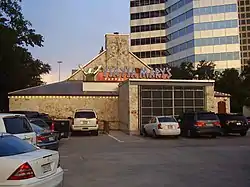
118;82;129;133
214;97;230;113
9;96;119;130
205;85;215;112
129;84;139;135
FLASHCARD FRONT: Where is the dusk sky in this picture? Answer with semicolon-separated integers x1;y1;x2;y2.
22;0;130;83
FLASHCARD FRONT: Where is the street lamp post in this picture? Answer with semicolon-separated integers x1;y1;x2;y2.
57;61;62;81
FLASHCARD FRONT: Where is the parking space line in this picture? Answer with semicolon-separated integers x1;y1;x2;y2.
106;133;124;143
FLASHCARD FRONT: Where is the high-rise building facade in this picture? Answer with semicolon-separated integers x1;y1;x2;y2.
238;0;250;68
130;0;242;71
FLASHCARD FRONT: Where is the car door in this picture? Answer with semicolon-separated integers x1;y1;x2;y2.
3;116;36;145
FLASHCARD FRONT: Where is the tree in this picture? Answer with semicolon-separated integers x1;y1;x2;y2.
195;60;216;80
215;68;246;112
170;62;195;79
0;0;51;111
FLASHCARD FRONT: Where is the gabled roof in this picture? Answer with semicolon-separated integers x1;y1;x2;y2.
8;80;118;96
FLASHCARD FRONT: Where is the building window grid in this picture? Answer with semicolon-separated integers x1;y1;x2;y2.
140;86;205;125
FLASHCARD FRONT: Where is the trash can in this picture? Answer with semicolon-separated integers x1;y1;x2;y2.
103;120;109;134
53;119;71;138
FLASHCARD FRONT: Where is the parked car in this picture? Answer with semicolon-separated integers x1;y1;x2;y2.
247;117;250;126
180;111;221;138
0;133;63;186
217;113;249;136
0;113;36;145
29;118;60;140
71;109;98;136
142;116;181;138
9;111;54;129
31;123;59;151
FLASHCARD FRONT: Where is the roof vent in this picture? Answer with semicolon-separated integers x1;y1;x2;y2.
114;32;119;34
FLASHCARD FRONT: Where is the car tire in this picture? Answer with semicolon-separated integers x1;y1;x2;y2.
142;128;148;137
92;130;98;136
240;131;247;136
152;130;158;138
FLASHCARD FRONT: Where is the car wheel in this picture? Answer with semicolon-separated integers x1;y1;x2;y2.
152;130;158;138
93;130;99;136
142;128;148;137
240;131;247;136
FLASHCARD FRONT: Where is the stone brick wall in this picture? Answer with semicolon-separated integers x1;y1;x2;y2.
129;84;139;135
118;82;129;133
205;85;215;112
9;96;119;129
214;97;230;113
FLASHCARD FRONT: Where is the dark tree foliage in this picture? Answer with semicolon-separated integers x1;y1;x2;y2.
0;0;51;111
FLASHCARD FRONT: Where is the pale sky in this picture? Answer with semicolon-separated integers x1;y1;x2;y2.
22;0;130;83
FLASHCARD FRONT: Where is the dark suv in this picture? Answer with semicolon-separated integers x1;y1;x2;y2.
217;113;249;136
180;111;221;138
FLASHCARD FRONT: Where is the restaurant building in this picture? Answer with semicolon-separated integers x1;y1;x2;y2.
8;33;230;135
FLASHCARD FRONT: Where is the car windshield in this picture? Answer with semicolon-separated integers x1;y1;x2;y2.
31;119;49;129
3;117;33;134
31;123;44;133
0;135;37;157
158;117;176;123
197;113;218;121
226;115;247;121
75;111;96;118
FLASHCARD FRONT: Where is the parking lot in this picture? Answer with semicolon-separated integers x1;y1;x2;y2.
60;131;250;187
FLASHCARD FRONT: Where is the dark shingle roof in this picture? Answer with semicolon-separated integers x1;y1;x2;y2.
8;81;118;96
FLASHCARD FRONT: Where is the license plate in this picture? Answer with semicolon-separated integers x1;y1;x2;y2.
168;125;173;129
206;123;213;127
82;127;88;130
80;121;88;124
49;137;54;141
42;163;51;173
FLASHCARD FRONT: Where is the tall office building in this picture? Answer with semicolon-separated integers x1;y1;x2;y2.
238;0;250;68
130;0;241;71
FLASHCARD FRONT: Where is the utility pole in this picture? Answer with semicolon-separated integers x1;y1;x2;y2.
57;61;63;81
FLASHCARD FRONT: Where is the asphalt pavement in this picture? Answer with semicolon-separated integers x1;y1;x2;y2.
59;131;250;187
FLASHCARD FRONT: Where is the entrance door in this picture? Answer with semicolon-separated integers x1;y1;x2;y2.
218;101;226;114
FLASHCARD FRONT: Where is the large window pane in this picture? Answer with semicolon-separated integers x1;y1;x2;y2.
153;100;162;107
195;99;204;106
163;91;172;98
152;91;162;98
163;100;172;107
174;99;183;106
174;91;183;98
153;108;162;116
184;91;193;98
184;100;194;106
141;108;151;116
163;108;173;115
174;108;184;116
142;99;151;107
142;117;151;125
141;91;151;98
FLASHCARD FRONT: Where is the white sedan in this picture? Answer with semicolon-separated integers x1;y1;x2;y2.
142;116;181;138
0;133;64;187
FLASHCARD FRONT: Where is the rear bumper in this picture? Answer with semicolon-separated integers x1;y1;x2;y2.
223;126;249;133
193;127;222;135
0;167;63;187
156;129;181;136
37;141;59;151
71;125;98;132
